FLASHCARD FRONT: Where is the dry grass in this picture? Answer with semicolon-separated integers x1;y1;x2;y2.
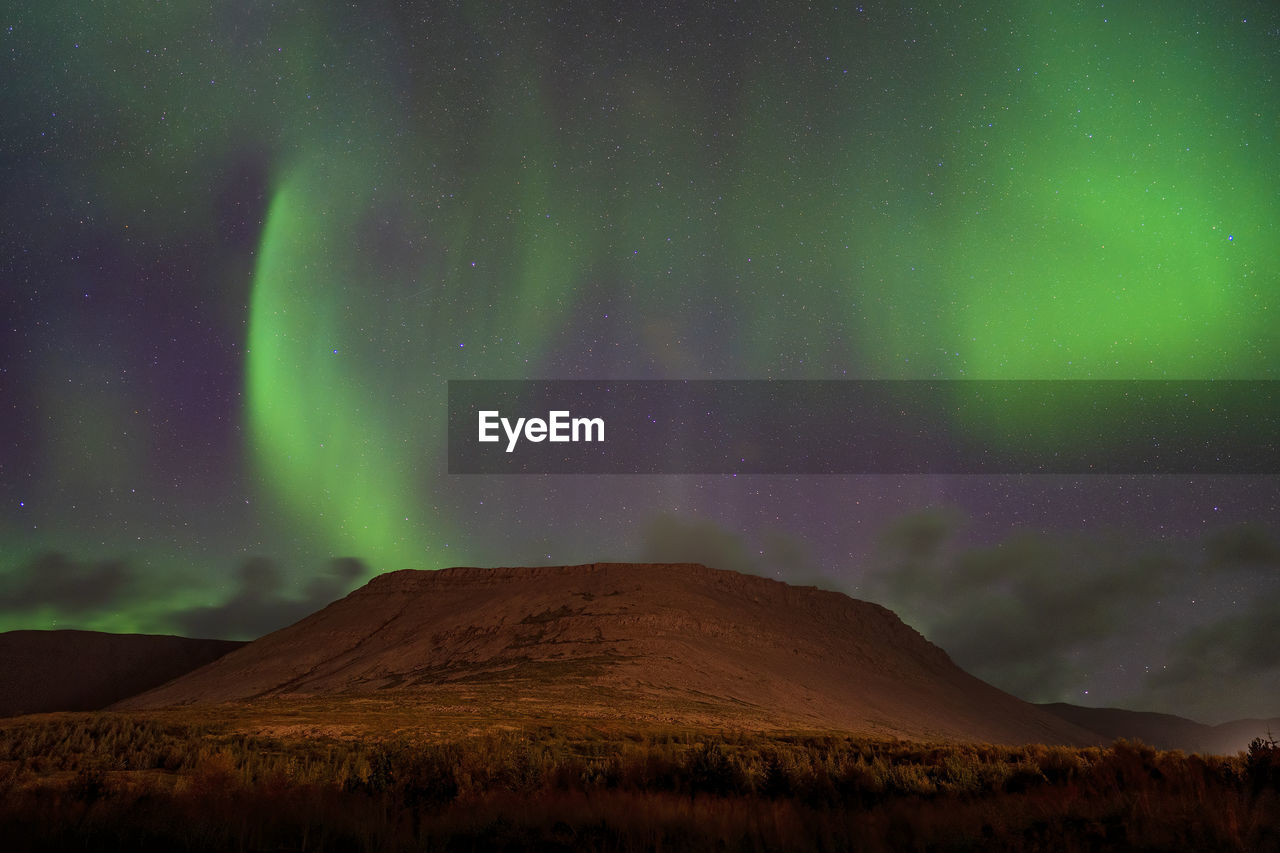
0;708;1276;851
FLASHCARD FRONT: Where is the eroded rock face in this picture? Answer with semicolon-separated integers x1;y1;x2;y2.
114;563;1100;746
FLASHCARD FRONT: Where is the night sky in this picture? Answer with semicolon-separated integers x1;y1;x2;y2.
3;1;1278;723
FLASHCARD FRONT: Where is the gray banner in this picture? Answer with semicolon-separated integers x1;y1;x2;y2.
447;380;1280;474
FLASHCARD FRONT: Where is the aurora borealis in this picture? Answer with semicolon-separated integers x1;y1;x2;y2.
3;1;1278;721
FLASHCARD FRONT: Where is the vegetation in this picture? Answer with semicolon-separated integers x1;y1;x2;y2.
0;711;1276;851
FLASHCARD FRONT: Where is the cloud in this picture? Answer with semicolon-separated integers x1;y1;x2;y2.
865;515;1280;720
0;552;133;617
1203;524;1280;571
639;515;761;576
870;522;1170;701
170;556;368;640
1138;587;1280;723
0;551;368;641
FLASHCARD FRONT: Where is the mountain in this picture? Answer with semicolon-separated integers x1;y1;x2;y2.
116;563;1101;746
0;630;243;717
1040;702;1280;755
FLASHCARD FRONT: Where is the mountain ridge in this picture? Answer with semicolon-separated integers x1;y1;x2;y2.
1039;702;1280;755
113;562;1100;746
9;566;1272;753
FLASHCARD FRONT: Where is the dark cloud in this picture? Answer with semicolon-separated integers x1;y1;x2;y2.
871;524;1169;701
1203;524;1280;571
0;553;133;617
0;552;368;641
640;515;760;577
866;513;1280;720
867;508;963;617
170;556;369;640
1140;589;1280;723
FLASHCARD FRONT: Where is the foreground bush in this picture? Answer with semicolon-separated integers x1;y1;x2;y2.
0;714;1276;851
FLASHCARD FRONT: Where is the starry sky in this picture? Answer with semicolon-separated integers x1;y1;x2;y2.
2;1;1278;723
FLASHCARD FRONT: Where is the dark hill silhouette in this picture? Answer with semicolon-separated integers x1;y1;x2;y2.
0;630;243;717
1039;702;1280;755
116;563;1102;745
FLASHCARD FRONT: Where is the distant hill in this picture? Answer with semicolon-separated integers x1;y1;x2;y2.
0;630;244;717
117;563;1102;746
1040;702;1280;755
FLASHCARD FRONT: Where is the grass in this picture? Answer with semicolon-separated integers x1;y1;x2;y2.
0;708;1276;851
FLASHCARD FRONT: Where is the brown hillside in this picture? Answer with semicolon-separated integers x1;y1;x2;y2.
0;630;243;717
116;563;1100;745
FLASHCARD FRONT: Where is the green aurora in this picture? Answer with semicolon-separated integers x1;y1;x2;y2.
3;0;1278;719
237;3;1277;563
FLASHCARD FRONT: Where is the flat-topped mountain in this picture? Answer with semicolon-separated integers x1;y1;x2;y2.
0;630;243;717
115;563;1098;745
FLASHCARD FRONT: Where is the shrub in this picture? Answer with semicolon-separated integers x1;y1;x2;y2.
686;741;741;797
1246;734;1280;792
69;767;110;805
